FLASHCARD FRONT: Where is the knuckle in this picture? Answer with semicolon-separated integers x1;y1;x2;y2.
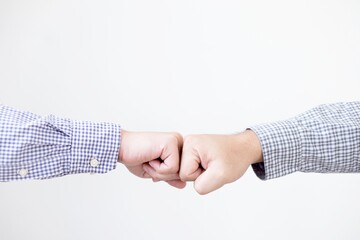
152;177;160;182
179;169;196;182
168;165;179;174
172;132;183;142
168;132;182;146
179;172;188;181
148;171;159;179
150;171;163;181
170;162;180;171
184;135;197;146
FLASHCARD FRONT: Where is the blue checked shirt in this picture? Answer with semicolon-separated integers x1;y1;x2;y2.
251;101;360;180
0;105;121;181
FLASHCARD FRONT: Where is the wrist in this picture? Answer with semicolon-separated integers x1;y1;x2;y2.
236;130;263;165
119;129;129;163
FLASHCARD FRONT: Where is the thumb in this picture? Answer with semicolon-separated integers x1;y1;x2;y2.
179;138;203;182
194;162;226;195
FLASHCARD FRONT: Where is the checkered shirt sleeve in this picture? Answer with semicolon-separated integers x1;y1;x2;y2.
250;102;360;180
0;105;121;181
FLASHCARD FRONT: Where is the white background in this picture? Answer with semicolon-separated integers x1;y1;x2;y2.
0;0;359;239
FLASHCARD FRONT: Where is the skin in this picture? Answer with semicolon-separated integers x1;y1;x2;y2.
119;129;263;195
179;130;263;195
118;130;186;189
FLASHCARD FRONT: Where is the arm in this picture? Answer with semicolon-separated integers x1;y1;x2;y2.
178;101;360;195
0;105;120;181
0;105;185;188
251;101;360;180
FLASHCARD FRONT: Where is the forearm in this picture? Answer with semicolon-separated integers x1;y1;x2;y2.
0;105;121;181
250;101;360;180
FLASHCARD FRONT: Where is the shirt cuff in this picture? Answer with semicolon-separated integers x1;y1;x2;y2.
249;119;302;180
70;120;121;175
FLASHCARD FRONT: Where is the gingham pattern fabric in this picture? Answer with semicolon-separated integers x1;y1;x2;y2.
250;102;360;180
0;105;121;181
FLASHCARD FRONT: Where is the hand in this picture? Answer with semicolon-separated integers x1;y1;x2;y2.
179;130;263;195
119;130;186;189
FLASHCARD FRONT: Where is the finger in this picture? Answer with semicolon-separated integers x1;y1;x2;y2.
156;138;181;175
126;165;152;179
166;180;186;189
179;138;203;182
194;162;226;195
148;159;163;173
148;159;162;170
152;178;160;183
143;163;181;181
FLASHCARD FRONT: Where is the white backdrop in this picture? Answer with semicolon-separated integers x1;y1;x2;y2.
0;0;359;239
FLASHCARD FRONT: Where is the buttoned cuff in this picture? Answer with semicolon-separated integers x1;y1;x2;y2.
249;119;302;180
70;121;121;175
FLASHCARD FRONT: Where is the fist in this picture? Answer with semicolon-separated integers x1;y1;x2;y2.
179;130;262;195
119;130;186;189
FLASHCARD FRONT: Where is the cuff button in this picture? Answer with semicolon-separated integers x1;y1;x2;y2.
90;157;100;167
18;169;28;177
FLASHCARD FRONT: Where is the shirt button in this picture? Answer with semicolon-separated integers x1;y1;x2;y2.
18;169;28;177
90;157;99;167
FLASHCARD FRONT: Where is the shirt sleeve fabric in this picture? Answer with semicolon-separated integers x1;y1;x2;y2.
0;105;121;181
250;101;360;180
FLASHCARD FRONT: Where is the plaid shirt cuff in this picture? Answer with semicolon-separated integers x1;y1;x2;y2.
70;120;121;175
249;119;302;180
